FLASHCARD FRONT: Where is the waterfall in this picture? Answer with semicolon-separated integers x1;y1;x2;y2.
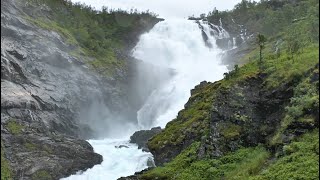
62;18;228;180
134;19;228;129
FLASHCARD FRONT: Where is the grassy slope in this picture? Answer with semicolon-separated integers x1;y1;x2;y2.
251;130;319;180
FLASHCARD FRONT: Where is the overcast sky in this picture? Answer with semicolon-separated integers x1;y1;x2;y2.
71;0;242;19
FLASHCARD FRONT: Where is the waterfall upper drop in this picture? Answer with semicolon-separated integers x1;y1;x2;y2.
133;19;228;129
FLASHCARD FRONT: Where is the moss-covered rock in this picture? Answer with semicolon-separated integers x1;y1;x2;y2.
6;119;24;135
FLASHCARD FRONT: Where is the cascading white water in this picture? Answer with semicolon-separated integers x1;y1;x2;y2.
61;138;153;180
62;18;228;180
134;19;228;128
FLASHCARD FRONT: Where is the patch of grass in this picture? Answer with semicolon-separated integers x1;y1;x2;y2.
25;143;37;151
32;170;52;180
141;142;201;180
218;122;242;139
6;120;23;135
24;142;54;155
42;145;53;154
264;45;319;88
24;16;78;46
1;141;12;180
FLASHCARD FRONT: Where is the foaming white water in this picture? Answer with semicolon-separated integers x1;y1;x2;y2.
62;18;228;180
134;19;228;128
61;138;153;180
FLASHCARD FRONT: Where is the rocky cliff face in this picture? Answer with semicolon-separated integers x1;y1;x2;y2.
1;0;162;179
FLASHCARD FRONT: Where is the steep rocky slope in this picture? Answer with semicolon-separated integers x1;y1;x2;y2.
1;0;162;179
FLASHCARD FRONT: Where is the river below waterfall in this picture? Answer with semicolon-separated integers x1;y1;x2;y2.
62;18;228;180
61;138;152;180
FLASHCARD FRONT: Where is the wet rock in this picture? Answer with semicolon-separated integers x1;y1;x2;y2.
130;127;162;152
118;168;154;180
115;145;129;149
221;36;256;70
146;157;156;168
201;30;213;48
216;38;232;50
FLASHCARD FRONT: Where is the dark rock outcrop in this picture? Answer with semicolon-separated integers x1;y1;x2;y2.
1;120;103;179
115;145;129;149
130;127;162;152
118;168;154;180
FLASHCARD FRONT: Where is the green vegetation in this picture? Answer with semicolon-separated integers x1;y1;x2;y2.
218;122;242;139
142;142;201;180
271;67;319;145
24;142;54;154
1;142;12;180
24;16;78;45
32;170;52;180
25;0;159;76
142;143;269;180
206;0;319;41
256;33;267;63
252;130;319;180
6;120;23;135
25;142;37;151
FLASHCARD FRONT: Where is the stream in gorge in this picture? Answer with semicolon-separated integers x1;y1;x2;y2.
62;18;229;180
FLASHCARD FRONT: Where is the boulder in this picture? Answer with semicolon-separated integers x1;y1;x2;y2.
130;127;162;152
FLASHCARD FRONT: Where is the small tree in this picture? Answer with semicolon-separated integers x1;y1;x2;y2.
256;33;267;63
234;64;239;73
223;72;230;80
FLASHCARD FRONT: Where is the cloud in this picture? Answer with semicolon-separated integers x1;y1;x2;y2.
71;0;242;18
